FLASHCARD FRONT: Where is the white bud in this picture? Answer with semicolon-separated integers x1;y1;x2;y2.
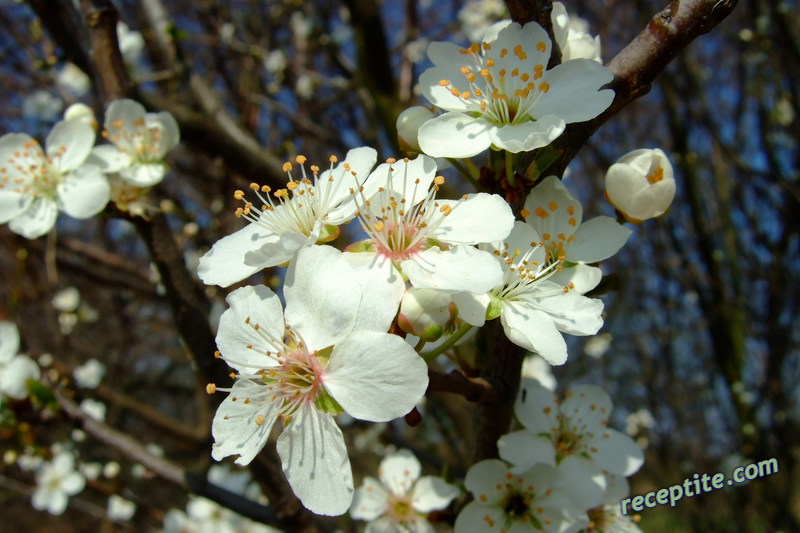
605;148;676;223
397;288;455;342
63;103;97;130
396;106;434;153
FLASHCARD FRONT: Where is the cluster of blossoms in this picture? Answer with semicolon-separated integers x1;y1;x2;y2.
198;7;676;527
0;99;178;238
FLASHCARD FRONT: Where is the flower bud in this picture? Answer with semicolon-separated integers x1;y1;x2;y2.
396;106;434;153
605;148;676;223
63;103;98;130
397;288;456;342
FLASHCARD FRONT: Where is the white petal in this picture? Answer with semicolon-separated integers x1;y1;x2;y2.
464;459;509;504
148;111;181;156
0;190;31;224
0;321;20;363
9;198;58;239
243;230;312;268
547;263;602;294
46;120;94;172
379;449;421;495
536;59;614;123
451;291;490;326
432;193;514;244
197;224;279;287
58;165;110;219
523;176;582;241
119;163;167;187
211;380;279;465
0;133;39;186
560;384;612;430
319;146;378;224
500;302;567;365
402;246;503;293
343;252;406;333
532;290;603;336
568;216;632;263
276;404;353;516
60;471;86;495
88;145;131;173
284;245;360;350
497;431;555;470
323;331;427;422
589;428;645;477
454;502;505;533
0;355;40;399
555;456;606;510
488;115;566;153
412;476;460;512
350;477;388;520
515;378;559;434
104;100;146;146
417;112;493;159
216;285;284;373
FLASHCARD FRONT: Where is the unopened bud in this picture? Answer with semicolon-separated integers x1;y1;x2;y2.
605;148;676;223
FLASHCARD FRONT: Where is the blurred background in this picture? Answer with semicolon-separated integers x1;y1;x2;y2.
0;0;797;531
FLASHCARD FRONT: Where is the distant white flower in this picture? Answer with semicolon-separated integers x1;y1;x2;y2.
624;408;656;437
0;321;40;400
351;449;460;533
417;21;614;158
585;475;643;533
117;23;145;65
397;106;435;153
552;2;602;63
52;286;80;312
23;90;63;123
56;62;91;98
198;147;377;287
73;358;106;389
263;50;287;74
454;459;587;533
107;494;137;521
457;0;508;42
31;451;86;515
605;148;676;223
0;120;108;239
295;74;314;100
521;353;557;391
91;99;180;187
584;333;612;359
348;155;513;294
210;245;426;515
80;398;107;421
498;380;644;510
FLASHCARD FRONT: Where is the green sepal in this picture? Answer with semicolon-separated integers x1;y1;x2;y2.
486;295;503;320
315;345;334;364
314;389;345;416
316;224;340;243
343;239;375;253
26;379;56;407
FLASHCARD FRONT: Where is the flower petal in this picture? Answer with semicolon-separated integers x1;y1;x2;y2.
536;59;614;123
379;449;421;495
454;502;506;533
497;431;556;471
590;428;645;477
343;252;406;333
432;193;514;244
323;331;427;422
417;112;493;158
0;321;20;363
57;165;110;219
148;111;180;157
0;190;31;225
46;120;95;172
531;289;603;336
413;476;460;513
88;145;131;173
119;163;167;187
402;245;503;293
276;403;353;515
514;378;560;434
464;459;509;505
451;291;490;326
211;380;279;465
0;355;40;399
500;301;567;365
555;455;606;510
350;476;388;520
320;146;378;224
488;115;566;153
523;176;582;241
284;245;360;350
9;198;58;239
216;285;285;373
197;224;279;287
567;216;632;263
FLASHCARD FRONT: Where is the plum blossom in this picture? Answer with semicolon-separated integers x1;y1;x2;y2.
31;451;86;515
198;147;378;287
497;379;644;511
350;449;460;532
0;321;40;400
584;475;643;533
552;2;602;63
452;221;605;365
454;459;588;533
91;99;180;188
416;21;613;158
0;119;108;239
209;245;426;515
605;148;676;223
348;154;513;294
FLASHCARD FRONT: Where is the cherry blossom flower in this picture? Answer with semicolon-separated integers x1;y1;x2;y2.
497;379;644;510
454;459;588;533
584;475;643;533
107;494;137;521
209;245;426;515
350;449;460;532
452;221;604;365
552;2;602;63
416;21;613;158
348;155;513;294
198;147;377;287
0;119;108;239
397;106;435;153
0;321;40;400
91;99;179;188
31;451;86;515
73;358;106;389
605;148;676;223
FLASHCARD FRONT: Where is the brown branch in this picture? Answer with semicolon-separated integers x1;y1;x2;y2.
427;368;497;403
83;0;131;101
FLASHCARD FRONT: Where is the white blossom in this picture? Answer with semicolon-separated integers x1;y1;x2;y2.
73;358;106;389
22;90;63;123
605;148;676;223
107;494;137;521
551;2;602;63
417;21;613;158
0;321;40;400
350;449;460;532
31;451;86;515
